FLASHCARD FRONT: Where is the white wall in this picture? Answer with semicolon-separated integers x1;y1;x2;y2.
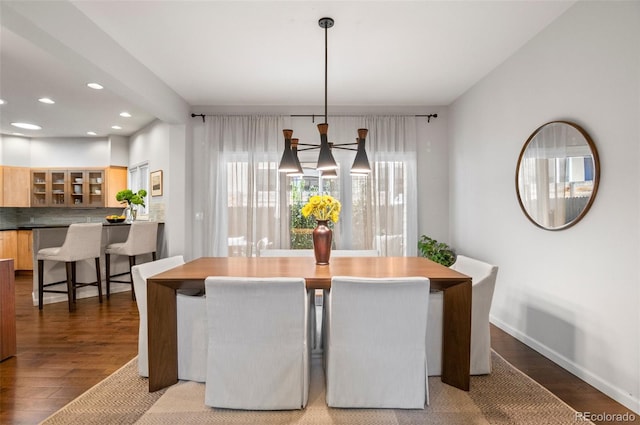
1;135;130;168
108;135;129;166
449;1;639;412
129;119;188;257
0;135;31;166
29;137;110;167
416;109;449;242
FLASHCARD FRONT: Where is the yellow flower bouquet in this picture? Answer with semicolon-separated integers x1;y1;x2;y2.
301;195;341;223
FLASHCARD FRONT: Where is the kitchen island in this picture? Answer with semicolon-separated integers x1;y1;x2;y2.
30;222;164;307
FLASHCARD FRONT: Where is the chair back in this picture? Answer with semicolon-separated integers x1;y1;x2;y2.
451;255;498;286
56;223;103;261
326;276;430;408
122;221;158;256
331;249;379;257
451;255;499;314
258;249;313;257
131;255;185;376
204;276;310;410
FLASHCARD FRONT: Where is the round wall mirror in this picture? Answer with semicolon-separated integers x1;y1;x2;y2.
516;121;600;230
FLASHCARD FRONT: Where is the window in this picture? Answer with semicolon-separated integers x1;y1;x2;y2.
226;157;281;256
288;166;340;249
129;162;149;215
286;159;408;256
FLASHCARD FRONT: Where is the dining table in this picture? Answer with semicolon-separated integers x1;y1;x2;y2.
146;256;472;392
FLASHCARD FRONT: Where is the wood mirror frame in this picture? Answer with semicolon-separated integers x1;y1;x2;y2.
515;121;600;231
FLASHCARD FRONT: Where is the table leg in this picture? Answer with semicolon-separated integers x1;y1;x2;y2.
441;279;471;390
147;279;178;392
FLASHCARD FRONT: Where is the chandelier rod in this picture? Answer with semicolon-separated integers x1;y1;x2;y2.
324;18;328;124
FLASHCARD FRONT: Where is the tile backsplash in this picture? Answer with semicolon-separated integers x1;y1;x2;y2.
0;207;124;229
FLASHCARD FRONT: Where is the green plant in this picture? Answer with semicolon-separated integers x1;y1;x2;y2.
417;235;456;266
116;189;147;208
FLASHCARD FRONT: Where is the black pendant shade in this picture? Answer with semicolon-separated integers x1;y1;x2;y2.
350;129;371;174
278;129;298;173
288;138;304;176
277;17;371;176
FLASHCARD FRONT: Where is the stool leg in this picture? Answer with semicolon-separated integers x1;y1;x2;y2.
65;262;75;312
38;259;44;310
105;253;111;299
152;252;157;261
71;261;77;303
95;257;103;303
129;256;136;300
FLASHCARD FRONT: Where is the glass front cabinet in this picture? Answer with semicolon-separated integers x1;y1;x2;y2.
31;169;105;207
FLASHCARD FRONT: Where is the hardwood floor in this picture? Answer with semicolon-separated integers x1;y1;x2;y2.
1;272;139;425
1;272;637;424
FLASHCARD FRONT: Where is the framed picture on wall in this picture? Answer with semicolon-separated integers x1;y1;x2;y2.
150;170;163;196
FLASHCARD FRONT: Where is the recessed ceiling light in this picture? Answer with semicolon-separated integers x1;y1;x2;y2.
0;99;6;105
87;82;104;90
11;122;42;130
111;125;122;130
119;111;132;118
12;132;24;136
87;131;97;136
38;97;55;104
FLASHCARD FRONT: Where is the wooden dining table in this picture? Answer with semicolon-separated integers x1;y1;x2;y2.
146;256;472;392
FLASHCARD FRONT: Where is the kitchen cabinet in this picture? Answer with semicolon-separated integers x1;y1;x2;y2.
106;166;128;207
31;169;105;207
2;166;31;207
0;231;17;262
0;259;16;361
17;230;33;271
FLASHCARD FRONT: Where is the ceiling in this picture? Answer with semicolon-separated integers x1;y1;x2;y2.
0;1;575;139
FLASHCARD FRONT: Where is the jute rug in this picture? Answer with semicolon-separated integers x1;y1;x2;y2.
41;352;591;425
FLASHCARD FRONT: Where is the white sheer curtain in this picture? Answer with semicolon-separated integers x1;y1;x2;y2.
191;114;418;257
357;116;418;256
192;116;287;257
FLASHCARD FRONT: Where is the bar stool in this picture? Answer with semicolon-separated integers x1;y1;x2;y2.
105;221;158;299
37;223;103;312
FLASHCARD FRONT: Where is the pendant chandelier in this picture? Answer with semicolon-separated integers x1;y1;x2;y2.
278;17;371;176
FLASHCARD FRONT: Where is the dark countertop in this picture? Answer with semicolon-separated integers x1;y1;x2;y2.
1;223;133;231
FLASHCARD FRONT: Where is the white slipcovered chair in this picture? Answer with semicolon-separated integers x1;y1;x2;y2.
427;255;499;376
37;223;103;312
106;221;158;300
132;255;207;382
258;249;313;257
324;276;431;408
204;276;312;410
331;249;379;257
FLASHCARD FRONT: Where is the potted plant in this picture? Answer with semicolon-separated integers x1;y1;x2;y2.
417;235;456;267
116;189;147;222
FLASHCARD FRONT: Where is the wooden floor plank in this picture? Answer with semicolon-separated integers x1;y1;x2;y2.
1;272;637;424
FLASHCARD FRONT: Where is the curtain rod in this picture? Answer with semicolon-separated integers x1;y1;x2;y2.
190;113;438;123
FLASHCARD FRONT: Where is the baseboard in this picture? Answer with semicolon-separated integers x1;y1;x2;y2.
490;315;640;415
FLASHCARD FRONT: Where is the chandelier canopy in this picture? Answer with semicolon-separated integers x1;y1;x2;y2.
278;17;371;177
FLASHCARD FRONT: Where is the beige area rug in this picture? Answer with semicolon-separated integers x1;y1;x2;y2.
41;352;592;425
